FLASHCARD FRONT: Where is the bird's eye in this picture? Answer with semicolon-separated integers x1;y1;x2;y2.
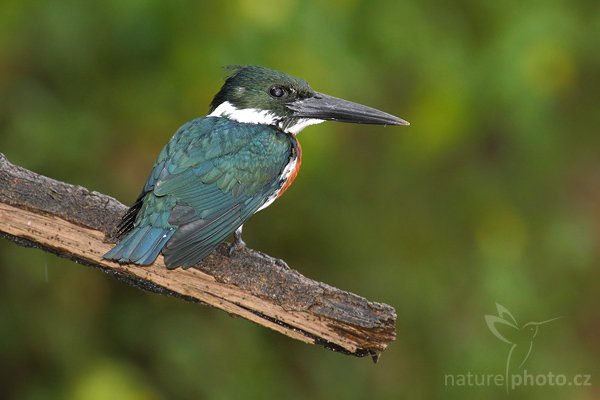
269;86;287;98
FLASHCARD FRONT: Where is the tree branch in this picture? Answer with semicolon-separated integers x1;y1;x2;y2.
0;153;396;360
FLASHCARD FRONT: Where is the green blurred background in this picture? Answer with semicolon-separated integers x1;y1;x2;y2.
1;0;598;399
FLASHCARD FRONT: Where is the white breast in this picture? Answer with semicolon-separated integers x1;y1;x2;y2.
256;157;297;212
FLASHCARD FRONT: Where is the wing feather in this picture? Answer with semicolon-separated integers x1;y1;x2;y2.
106;117;294;268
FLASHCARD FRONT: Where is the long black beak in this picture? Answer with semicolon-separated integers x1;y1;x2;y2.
286;92;409;126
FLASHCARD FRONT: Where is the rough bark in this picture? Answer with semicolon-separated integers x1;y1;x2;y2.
0;153;396;359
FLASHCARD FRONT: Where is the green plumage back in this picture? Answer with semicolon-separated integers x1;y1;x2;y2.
104;117;294;268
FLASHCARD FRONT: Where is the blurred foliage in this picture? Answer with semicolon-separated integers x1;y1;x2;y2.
1;0;599;399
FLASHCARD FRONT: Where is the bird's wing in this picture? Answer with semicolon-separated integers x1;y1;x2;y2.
134;117;292;268
484;315;518;344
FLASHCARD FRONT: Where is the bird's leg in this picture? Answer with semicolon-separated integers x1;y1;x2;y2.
233;226;246;248
229;225;246;255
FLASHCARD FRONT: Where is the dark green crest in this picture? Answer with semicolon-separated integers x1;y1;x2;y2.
209;65;315;118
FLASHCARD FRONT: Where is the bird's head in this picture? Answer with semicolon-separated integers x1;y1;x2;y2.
522;317;561;340
209;65;409;134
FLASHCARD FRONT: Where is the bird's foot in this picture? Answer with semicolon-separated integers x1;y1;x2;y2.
228;237;246;256
228;227;246;256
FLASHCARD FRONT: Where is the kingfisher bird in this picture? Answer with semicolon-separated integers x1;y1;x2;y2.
104;66;409;269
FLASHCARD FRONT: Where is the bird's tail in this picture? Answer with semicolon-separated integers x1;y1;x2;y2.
103;225;174;265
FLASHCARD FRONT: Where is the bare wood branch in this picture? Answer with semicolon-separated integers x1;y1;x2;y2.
0;153;396;359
